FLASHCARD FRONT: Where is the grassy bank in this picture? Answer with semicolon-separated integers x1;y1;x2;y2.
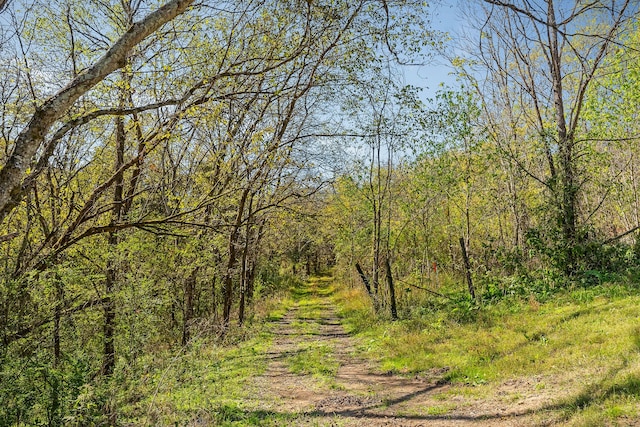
334;281;640;426
114;284;300;426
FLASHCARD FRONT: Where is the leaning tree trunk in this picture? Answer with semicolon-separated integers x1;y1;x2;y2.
459;236;476;301
385;258;398;320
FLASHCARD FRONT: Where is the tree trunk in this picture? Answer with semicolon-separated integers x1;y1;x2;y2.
102;241;117;376
50;274;63;426
101;113;125;377
246;220;264;306
459;237;476;301
53;275;62;366
182;267;198;346
246;261;256;306
546;0;577;275
222;188;249;328
372;209;381;296
385;258;398;320
238;203;253;326
238;242;247;326
355;263;372;297
238;282;246;327
211;275;218;322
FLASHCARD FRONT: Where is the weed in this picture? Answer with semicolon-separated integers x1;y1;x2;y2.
425;404;454;416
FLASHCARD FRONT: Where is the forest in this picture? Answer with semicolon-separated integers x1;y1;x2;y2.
1;0;640;425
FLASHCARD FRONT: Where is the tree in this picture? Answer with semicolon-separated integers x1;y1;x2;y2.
0;0;195;223
581;21;640;242
463;0;637;274
0;0;439;423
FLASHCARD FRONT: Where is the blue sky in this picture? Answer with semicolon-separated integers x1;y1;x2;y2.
402;0;466;101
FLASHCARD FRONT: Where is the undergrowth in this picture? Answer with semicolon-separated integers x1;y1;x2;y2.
115;276;307;426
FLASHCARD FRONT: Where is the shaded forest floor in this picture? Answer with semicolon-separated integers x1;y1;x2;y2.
132;276;640;426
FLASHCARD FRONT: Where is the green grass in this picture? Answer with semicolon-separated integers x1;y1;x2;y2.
114;274;640;426
116;297;294;425
117;276;342;426
287;341;339;378
200;404;300;426
334;281;640;425
286;277;341;384
117;329;277;425
424;404;455;416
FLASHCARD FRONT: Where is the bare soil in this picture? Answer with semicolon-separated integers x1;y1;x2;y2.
247;289;569;426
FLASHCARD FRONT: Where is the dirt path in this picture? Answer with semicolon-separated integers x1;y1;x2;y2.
248;280;561;426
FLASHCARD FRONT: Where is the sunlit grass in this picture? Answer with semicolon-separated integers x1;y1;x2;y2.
117;295;292;425
287;341;339;378
117;275;640;425
119;330;276;425
334;279;640;425
118;276;343;425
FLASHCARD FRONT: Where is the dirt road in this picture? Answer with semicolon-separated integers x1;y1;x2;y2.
243;279;560;426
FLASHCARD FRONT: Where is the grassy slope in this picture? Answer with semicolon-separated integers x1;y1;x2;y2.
117;292;295;426
118;277;340;426
334;282;640;426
